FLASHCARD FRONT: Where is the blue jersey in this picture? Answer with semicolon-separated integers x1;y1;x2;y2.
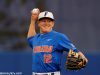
27;30;78;72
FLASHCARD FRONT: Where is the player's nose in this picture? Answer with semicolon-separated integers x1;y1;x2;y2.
44;21;49;25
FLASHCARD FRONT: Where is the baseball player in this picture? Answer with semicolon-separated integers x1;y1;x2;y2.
27;8;88;75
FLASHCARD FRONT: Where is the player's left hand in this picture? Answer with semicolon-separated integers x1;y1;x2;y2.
66;49;88;70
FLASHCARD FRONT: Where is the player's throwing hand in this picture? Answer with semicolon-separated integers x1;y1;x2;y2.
31;8;40;21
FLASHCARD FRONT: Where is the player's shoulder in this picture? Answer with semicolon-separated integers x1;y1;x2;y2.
52;30;63;35
52;30;68;39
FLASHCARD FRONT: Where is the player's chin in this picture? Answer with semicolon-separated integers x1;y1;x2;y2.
42;29;51;33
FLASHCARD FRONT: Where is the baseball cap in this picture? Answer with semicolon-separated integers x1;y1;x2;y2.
38;11;54;21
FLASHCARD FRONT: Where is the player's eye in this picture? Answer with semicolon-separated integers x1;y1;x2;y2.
48;20;51;22
42;20;46;22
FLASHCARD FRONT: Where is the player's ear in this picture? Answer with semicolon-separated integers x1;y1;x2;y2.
51;21;54;27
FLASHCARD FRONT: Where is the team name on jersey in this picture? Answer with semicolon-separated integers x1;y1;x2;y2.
33;46;53;53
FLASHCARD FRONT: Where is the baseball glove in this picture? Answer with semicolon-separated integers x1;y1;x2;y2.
66;50;87;70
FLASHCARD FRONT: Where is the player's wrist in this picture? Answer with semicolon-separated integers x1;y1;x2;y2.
30;20;36;25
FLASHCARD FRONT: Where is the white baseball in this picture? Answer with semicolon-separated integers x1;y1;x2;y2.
31;8;39;14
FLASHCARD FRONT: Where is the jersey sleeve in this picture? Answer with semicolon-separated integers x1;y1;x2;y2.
57;34;79;52
27;36;34;48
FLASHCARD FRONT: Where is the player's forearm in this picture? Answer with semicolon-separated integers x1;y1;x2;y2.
27;21;36;38
27;8;39;38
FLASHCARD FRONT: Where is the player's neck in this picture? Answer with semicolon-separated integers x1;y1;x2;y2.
40;29;52;34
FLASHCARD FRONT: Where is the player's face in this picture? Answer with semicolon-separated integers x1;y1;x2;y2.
38;18;54;33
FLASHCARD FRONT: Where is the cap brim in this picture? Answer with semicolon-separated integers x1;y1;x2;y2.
38;17;54;21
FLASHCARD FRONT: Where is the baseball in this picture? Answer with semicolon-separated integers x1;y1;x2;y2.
31;8;39;14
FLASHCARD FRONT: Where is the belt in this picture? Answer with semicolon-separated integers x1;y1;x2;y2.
33;71;60;75
34;73;54;75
